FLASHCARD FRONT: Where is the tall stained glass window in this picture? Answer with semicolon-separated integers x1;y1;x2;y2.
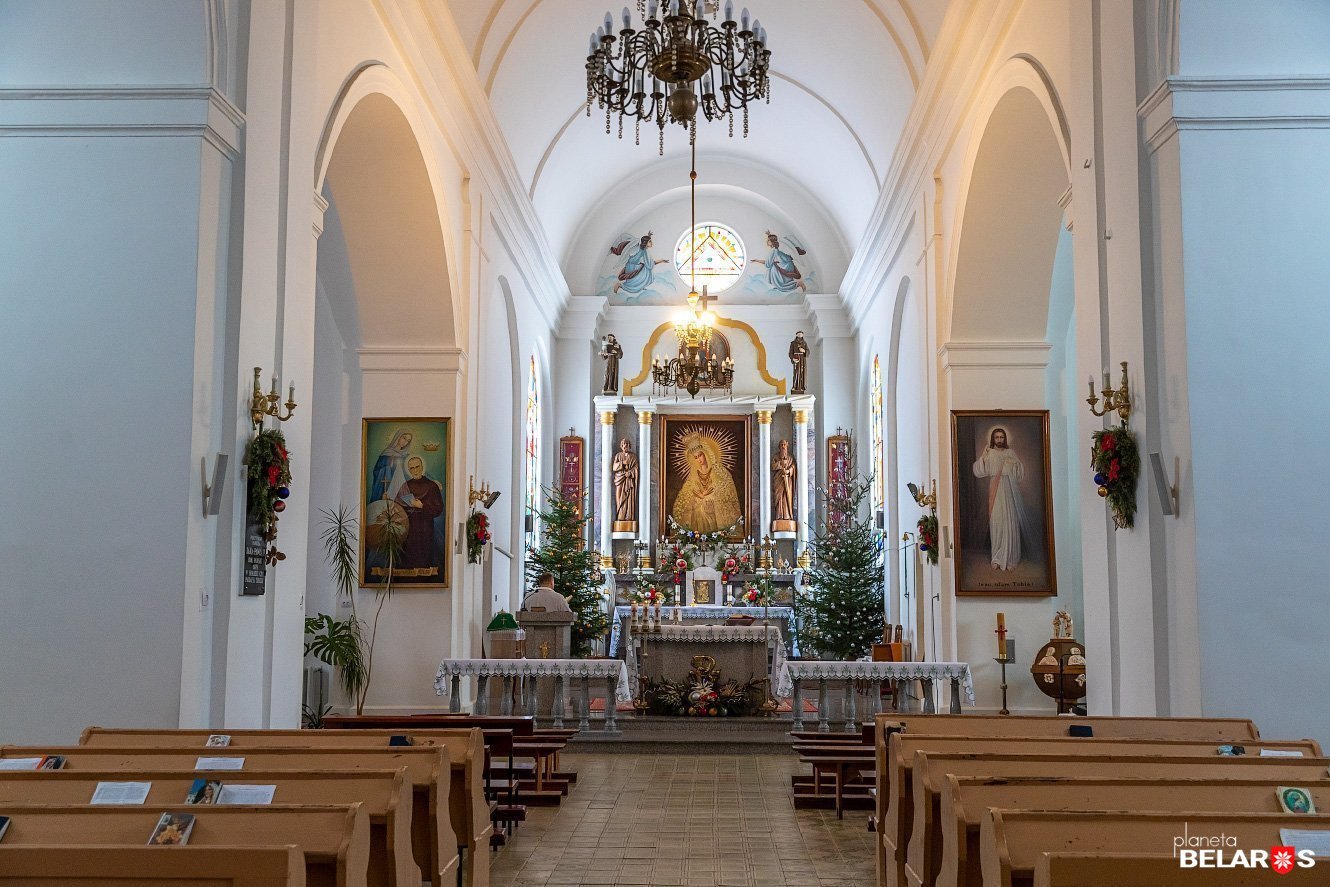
870;355;884;515
525;355;540;545
674;223;746;292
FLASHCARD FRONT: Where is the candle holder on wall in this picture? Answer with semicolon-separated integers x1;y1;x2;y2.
249;367;297;429
1086;361;1132;424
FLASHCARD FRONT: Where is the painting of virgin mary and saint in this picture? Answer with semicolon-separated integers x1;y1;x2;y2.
951;411;1056;596
361;418;451;588
661;416;750;541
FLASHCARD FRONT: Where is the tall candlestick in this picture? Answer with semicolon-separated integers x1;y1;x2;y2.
996;612;1006;632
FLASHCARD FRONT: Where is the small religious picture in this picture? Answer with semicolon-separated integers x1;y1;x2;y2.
1278;786;1317;814
361;418;451;588
950;411;1056;596
147;812;195;846
661;415;751;541
692;579;715;605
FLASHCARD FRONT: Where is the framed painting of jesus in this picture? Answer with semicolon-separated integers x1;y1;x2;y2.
950;410;1056;597
361;418;451;589
660;415;750;542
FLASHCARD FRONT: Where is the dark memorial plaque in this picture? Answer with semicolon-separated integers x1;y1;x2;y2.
242;497;267;596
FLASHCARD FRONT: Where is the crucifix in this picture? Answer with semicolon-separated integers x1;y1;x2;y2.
687;284;717;315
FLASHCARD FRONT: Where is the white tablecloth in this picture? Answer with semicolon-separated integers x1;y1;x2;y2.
434;657;632;702
775;659;975;703
624;623;786;691
609;605;795;656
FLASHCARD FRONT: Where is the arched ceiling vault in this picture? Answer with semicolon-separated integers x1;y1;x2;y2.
446;0;947;283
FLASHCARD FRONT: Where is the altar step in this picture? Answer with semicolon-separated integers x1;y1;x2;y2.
566;714;798;754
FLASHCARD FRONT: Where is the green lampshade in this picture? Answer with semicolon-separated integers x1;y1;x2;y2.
486;611;519;631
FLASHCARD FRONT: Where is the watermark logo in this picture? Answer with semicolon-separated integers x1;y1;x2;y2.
1173;825;1316;872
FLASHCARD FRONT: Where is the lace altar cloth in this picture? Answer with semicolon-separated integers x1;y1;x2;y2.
434;657;632;702
609;605;794;657
775;659;974;703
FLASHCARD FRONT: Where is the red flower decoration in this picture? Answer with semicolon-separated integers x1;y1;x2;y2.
1100;435;1116;451
267;465;280;486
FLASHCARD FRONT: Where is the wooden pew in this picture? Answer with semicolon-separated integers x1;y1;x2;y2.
0;769;417;887
2;744;479;887
938;776;1330;887
1034;851;1326;886
908;751;1330;887
0;845;307;887
871;714;1266;885
879;733;1321;887
982;810;1330;887
0;804;368;887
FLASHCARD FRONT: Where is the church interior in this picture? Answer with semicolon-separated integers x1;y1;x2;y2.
3;1;1330;884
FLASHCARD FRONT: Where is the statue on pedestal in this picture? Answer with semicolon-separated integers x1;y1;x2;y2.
788;331;810;394
772;438;797;533
612;438;639;531
600;334;623;394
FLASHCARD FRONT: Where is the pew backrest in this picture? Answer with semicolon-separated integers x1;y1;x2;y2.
0;845;307;887
875;714;1261;741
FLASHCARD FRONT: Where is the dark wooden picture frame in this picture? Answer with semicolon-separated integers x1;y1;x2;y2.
659;414;752;542
950;410;1056;597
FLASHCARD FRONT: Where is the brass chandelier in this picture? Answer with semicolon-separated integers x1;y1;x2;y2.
586;0;772;153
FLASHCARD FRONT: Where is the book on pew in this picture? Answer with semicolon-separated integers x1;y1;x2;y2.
37;755;65;770
205;734;231;748
1217;744;1246;756
388;734;413;747
147;812;195;846
194;756;245;770
185;779;221;805
215;784;276;805
0;758;44;770
0;816;9;843
91;781;152;805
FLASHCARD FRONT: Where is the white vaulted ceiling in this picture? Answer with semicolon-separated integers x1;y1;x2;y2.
447;0;947;287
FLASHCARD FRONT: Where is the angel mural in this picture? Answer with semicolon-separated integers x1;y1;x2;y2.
608;231;670;297
747;231;810;294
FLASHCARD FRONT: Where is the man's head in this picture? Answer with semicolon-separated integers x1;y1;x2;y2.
607;333;617;343
619;438;631;452
536;572;554;588
778;439;790;454
406;456;426;479
989;428;1008;449
795;330;805;340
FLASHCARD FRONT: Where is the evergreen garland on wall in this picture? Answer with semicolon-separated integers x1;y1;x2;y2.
525;486;610;656
798;476;886;661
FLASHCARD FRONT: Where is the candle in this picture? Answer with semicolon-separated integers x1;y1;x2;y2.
1087;375;1094;397
996;612;1005;632
288;383;295;402
996;612;1007;657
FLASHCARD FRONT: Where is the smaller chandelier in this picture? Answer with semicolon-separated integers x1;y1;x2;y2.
587;0;772;153
652;299;735;397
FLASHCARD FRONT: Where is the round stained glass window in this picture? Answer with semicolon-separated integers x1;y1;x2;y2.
674;223;746;293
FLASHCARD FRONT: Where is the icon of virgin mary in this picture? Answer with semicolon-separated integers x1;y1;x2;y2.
670;426;743;534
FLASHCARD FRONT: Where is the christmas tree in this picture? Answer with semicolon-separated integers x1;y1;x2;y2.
525;486;610;657
797;477;885;660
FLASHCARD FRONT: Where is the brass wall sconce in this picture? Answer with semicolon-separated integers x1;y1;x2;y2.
907;480;937;510
250;367;297;429
468;476;501;509
1087;361;1132;423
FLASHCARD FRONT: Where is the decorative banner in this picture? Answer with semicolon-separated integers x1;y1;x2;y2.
827;433;852;533
559;434;585;521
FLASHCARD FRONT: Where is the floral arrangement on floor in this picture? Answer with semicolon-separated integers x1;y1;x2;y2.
1091;425;1140;529
246;429;292;564
644;669;765;717
917;512;939;565
465;509;490;564
740;576;775;607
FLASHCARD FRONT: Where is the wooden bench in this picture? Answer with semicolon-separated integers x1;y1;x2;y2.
0;845;307;886
907;751;1330;887
880;733;1321;887
0;768;418;887
871;714;1266;885
3;743;479;887
1034;850;1326;886
938;776;1330;887
0;804;368;887
982;810;1330;887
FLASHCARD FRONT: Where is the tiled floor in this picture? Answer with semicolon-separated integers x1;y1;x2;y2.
490;752;875;887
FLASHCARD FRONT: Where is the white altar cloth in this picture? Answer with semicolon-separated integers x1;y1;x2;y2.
434;657;632;701
609;605;795;656
775;659;974;701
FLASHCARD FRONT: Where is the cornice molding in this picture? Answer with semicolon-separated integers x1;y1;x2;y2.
938;340;1051;371
357;346;468;373
1139;76;1330;154
0;85;244;159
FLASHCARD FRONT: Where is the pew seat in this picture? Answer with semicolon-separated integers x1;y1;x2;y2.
0;845;307;887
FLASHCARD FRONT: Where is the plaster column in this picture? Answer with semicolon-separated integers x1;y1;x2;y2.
794;409;811;553
599;410;615;566
757;411;773;540
637;411;653;546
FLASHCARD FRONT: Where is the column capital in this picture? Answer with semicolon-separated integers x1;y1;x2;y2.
756;410;773;425
792;409;809;424
600;411;617;425
637;411;654;425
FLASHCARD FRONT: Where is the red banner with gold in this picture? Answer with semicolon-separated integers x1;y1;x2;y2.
559;433;585;521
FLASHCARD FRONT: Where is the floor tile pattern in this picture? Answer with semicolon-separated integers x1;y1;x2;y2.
491;752;874;887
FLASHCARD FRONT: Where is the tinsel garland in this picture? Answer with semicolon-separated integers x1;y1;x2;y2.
1090;425;1140;529
246;429;292;560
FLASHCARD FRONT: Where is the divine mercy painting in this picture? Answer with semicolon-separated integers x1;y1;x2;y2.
361;418;451;588
661;415;750;541
950;410;1056;596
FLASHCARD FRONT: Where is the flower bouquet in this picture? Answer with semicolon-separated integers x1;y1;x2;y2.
465;509;490;563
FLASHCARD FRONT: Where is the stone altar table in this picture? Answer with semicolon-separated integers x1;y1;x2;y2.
609;605;795;657
434;657;632;733
775;660;975;731
625;623;786;697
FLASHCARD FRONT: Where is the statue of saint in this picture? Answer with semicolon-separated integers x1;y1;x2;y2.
772;438;797;530
788;331;810;394
671;429;743;534
612;437;638;526
600;334;623;394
